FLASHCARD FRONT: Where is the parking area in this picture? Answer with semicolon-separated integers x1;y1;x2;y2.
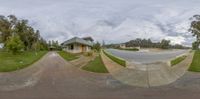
106;49;189;64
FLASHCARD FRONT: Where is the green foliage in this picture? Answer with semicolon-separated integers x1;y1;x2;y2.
0;15;12;43
0;15;48;52
31;40;48;51
104;43;120;49
192;41;199;50
0;51;47;72
189;15;200;43
48;40;61;51
160;39;170;49
93;42;101;52
38;38;48;51
103;50;126;67
5;34;24;54
188;50;200;72
171;44;185;49
58;51;79;61
82;55;108;73
102;40;106;48
171;55;187;66
118;48;139;51
125;38;153;48
105;38;187;49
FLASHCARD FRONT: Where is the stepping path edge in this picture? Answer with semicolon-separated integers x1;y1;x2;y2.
101;51;149;87
63;53;109;75
171;52;194;78
101;50;194;87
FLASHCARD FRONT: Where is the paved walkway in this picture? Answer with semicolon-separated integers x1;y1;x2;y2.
101;51;194;87
0;52;200;99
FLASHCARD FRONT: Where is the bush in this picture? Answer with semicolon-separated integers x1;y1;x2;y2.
192;41;199;50
5;34;24;54
93;42;101;52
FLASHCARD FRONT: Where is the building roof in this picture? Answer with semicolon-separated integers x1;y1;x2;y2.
62;37;93;46
82;36;94;42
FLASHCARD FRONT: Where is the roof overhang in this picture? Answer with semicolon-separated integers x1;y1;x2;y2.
63;37;93;47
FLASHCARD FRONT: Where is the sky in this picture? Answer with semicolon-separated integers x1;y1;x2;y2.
0;0;200;46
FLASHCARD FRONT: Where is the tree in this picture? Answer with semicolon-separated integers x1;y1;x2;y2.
47;40;61;51
189;15;200;49
173;44;184;49
52;40;60;50
32;41;41;51
5;34;24;54
0;15;12;43
93;42;101;52
160;39;170;49
48;40;52;47
0;15;48;51
102;40;105;48
192;41;199;50
39;38;48;50
105;38;189;49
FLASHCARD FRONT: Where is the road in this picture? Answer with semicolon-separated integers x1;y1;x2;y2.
0;52;200;99
106;49;189;63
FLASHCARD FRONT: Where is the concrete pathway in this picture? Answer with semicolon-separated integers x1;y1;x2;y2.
101;51;194;87
0;52;113;91
1;52;200;99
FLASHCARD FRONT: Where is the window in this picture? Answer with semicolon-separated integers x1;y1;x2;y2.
70;45;74;50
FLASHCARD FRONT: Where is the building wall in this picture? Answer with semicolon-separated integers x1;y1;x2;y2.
63;43;92;53
120;44;126;49
86;46;92;52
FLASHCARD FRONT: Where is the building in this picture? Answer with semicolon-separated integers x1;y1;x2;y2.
120;43;126;49
120;43;140;50
62;37;94;53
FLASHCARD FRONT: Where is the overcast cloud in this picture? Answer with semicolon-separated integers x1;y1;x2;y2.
0;0;200;46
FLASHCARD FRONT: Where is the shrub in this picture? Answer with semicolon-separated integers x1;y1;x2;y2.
93;42;101;52
5;34;24;54
192;41;199;50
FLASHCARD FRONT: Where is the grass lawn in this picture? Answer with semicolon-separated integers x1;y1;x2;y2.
82;55;108;73
0;51;47;72
171;55;187;66
58;51;79;61
103;50;126;67
118;48;139;51
188;50;200;72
